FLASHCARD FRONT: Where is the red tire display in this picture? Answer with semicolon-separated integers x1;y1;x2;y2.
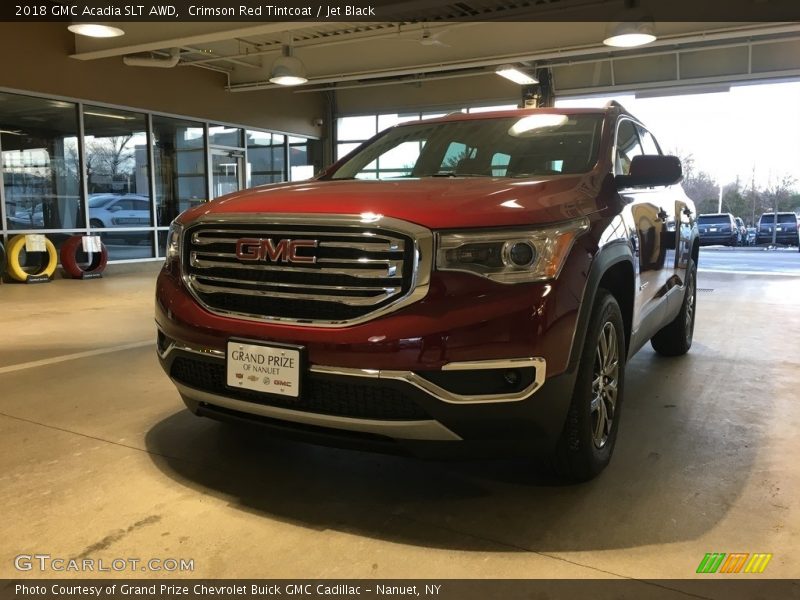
60;234;108;278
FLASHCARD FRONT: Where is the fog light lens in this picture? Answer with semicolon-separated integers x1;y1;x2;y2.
504;369;521;386
508;241;535;267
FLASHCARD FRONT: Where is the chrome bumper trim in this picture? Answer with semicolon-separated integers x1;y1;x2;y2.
173;382;462;442
310;357;546;405
158;337;546;406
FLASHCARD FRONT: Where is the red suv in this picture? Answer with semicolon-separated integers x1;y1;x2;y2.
156;104;699;480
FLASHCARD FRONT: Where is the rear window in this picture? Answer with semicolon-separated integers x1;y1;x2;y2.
760;214;798;224
698;215;729;225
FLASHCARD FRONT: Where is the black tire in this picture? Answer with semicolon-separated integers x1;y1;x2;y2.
553;290;626;482
89;219;104;229
651;259;697;356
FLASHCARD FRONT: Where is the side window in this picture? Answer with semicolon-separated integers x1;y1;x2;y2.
439;141;474;173
637;126;662;155
615;120;644;175
491;152;510;176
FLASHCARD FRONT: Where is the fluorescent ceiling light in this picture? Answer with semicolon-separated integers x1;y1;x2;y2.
67;24;125;38
495;65;538;85
83;110;134;120
0;129;23;135
603;22;656;47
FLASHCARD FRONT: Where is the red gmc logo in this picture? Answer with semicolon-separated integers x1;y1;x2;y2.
235;238;318;263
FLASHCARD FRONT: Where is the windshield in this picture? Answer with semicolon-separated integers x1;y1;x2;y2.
330;113;603;180
698;215;729;225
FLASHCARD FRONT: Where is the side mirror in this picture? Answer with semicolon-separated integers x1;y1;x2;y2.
616;155;682;189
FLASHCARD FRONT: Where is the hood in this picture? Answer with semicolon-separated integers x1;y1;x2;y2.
179;174;608;230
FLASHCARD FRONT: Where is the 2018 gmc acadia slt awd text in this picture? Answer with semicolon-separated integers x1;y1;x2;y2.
156;104;699;481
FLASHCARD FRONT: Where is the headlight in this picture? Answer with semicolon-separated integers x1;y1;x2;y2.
436;217;589;283
165;221;183;264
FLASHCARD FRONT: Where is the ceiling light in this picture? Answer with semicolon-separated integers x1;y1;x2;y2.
67;24;125;38
603;21;656;47
269;56;308;86
83;110;134;120
268;35;308;86
495;65;538;85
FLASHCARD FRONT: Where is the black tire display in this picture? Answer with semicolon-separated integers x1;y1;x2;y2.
6;234;58;282
554;290;626;482
651;259;697;356
60;234;108;278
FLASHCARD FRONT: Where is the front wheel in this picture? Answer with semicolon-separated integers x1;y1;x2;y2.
553;290;626;482
651;259;697;356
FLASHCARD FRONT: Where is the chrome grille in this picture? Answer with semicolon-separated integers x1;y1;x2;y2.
182;215;432;326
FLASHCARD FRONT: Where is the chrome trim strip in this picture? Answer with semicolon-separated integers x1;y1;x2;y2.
157;340;225;361
319;240;403;252
190;278;399;306
190;255;403;278
310;357;547;405
159;340;545;406
192;229;403;244
173;382;462;441
179;213;433;328
191;273;400;294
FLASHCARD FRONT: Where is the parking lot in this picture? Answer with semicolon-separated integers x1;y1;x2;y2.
699;246;800;275
1;264;798;582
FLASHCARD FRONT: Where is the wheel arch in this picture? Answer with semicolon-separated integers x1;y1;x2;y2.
567;242;635;373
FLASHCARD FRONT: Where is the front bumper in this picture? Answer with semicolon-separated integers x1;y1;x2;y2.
157;337;574;458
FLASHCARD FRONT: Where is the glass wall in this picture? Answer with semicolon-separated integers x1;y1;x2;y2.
0;89;317;262
152;116;206;226
247;130;285;186
1;93;82;232
83;105;152;260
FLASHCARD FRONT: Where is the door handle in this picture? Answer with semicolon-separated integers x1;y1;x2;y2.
657;208;669;222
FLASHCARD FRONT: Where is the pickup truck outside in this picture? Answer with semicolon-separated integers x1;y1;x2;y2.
156;103;699;481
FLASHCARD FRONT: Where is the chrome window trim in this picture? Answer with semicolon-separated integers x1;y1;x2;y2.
179;213;433;328
174;382;462;441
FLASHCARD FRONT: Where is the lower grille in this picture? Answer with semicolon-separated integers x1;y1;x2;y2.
170;356;430;421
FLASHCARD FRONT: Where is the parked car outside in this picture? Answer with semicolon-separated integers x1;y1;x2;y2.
156;104;699;481
755;212;800;248
746;227;757;246
697;213;739;246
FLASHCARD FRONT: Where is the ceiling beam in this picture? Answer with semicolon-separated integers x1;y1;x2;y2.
70;22;319;60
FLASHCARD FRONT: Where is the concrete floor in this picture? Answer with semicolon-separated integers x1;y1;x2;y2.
1;264;798;582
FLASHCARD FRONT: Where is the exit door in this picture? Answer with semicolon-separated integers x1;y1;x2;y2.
211;149;244;198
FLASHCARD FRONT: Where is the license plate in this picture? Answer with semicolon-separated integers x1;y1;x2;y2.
226;340;301;397
709;227;717;232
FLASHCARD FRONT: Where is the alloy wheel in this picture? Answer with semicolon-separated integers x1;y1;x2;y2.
591;321;619;449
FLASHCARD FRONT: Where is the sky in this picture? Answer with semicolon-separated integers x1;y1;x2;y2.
556;81;800;191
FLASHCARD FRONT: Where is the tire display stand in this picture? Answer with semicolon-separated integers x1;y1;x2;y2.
6;234;57;284
60;234;108;279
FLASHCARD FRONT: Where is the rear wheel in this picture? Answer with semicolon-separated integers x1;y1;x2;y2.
553;290;626;482
651;259;697;356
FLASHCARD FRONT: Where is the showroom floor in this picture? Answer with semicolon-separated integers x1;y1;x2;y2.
1;260;798;581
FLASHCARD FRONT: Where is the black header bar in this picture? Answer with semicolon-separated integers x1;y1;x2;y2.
3;0;800;22
3;579;800;600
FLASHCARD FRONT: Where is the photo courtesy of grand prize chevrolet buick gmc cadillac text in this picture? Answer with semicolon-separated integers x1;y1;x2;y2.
156;103;699;481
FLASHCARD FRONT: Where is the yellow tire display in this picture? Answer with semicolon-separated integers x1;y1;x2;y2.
6;234;58;282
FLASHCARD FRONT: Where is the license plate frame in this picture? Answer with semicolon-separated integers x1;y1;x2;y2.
226;338;303;398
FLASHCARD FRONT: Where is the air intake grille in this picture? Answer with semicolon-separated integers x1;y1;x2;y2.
183;222;416;323
170;356;430;421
